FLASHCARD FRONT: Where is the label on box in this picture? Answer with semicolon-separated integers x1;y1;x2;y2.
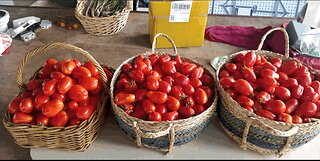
169;1;192;22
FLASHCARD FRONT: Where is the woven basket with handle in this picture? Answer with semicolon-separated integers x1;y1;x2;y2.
214;27;320;157
75;0;132;36
2;42;113;151
110;33;218;154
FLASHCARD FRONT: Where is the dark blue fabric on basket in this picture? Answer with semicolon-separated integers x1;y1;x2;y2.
114;114;210;149
217;100;320;150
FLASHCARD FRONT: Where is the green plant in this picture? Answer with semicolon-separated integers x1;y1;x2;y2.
83;0;127;17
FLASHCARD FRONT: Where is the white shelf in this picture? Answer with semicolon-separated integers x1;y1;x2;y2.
30;114;320;160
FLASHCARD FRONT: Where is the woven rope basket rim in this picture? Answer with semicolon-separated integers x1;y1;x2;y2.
2;42;112;151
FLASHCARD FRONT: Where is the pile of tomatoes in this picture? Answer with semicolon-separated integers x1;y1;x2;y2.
113;54;214;121
219;51;320;124
7;59;113;127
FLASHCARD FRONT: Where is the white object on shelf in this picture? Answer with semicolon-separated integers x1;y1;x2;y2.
40;20;52;29
13;16;40;28
0;10;10;33
20;31;36;42
6;18;39;38
30;116;320;160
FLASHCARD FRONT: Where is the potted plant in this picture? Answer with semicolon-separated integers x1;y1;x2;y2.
75;0;132;36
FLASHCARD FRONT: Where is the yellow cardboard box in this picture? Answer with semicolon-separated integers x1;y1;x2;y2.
149;0;210;48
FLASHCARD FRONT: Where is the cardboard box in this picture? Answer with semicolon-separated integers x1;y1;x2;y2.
149;0;209;48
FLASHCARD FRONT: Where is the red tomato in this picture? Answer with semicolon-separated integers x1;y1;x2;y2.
255;91;271;103
243;51;256;67
61;60;76;75
50;111;68;127
189;78;202;89
200;86;213;99
255;55;262;65
148;70;161;81
103;67;113;81
255;77;277;93
68;85;88;102
146;78;159;91
149;54;159;65
158;55;171;64
76;105;94;120
36;114;49;126
277;113;293;123
116;77;130;89
72;59;81;67
236;95;254;107
162;111;179;121
69;118;82;126
26;79;42;91
158;81;171;94
181;63;197;75
241;68;256;82
304;86;315;94
261;62;277;72
292;115;303;124
220;76;235;89
183;96;195;108
134;59;150;74
42;100;64;117
144;59;153;71
194;88;208;105
42;79;58;96
315;100;320;112
190;67;204;79
302;118;312;123
300;92;319;103
263;100;286;114
280;61;298;76
146;91;168;104
53;60;65;72
50;71;65;80
311;81;320;94
155;104;167;115
114;92;135;105
84;61;99;76
231;71;243;80
12;112;33;124
68;101;79;111
256;109;276;120
34;94;50;110
182;84;195;95
130;103;146;119
162;61;177;75
128;69;145;83
259;69;279;80
296;74;312;87
79;77;99;91
8;97;23;115
234;53;245;63
291;85;304;99
270;57;282;65
278;71;289;84
170;86;185;100
166;96;181;111
21;91;33;99
52;93;66;102
163;76;174;86
294;102;317;118
281;78;298;89
19;98;33;114
89;95;100;108
57;76;73;94
284;98;299;114
148;112;162;121
38;67;53;80
175;75;190;86
293;65;309;77
134;89;147;102
224;63;237;73
142;99;156;114
178;106;195;119
32;87;43;97
233;79;253;96
200;74;214;87
225;88;238;100
219;70;230;78
72;66;92;80
274;86;291;101
192;105;205;115
253;102;263;112
44;58;58;70
122;63;133;73
89;82;102;95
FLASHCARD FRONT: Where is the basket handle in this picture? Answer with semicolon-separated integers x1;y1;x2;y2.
133;121;175;154
257;27;290;59
16;42;108;89
151;33;178;55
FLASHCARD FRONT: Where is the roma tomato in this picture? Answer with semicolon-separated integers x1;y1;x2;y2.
32;87;43;97
57;76;73;94
84;61;99;76
284;98;299;114
242;67;256;82
162;61;177;75
50;111;69;127
163;76;174;86
190;67;204;79
8;97;23;115
42;100;64;117
72;59;81;67
149;54;159;65
69;118;82;126
200;74;214;87
76;105;95;120
296;74;312;87
235;95;254;107
310;81;320;94
114;92;135;105
263;100;286;114
155;104;167;115
158;55;171;64
128;69;145;83
53;60;65;72
277;113;293;123
116;77;130;89
181;63;197;75
278;72;289;84
245;106;254;112
243;51;256;67
61;60;76;75
231;71;243;80
292;115;303;124
281;78;298;89
42;79;58;96
234;53;245;63
219;70;230;78
291;85;304;99
280;61;298;76
219;76;235;89
50;71;65;80
259;69;279;80
158;81;172;94
166;96;181;111
146;91;168;104
38;67;53;80
178;106;195;119
26;79;42;91
148;70;161;81
182;84;195;95
146;78;159;91
255;91;271;103
122;63;133;73
44;58;58;69
72;66;92;80
34;94;50;110
192;105;205;115
294;102;317;118
194;88;208;105
170;86;186;100
68;101;79;111
68;85;89;102
183;96;195;107
36;114;49;126
142;99;156;114
19;98;33;114
21;91;32;99
130;103;146;119
233;79;253;96
134;59;150;74
256;109;276;120
162;111;179;121
134;89;147;102
200;86;213;99
255;77;277;93
89;82;102;95
175;75;190;86
274;86;291;101
148;112;162;121
12;112;33;124
300;91;319;103
293;65;309;78
224;63;237;73
79;77;99;91
225;88;238;100
52;93;66;102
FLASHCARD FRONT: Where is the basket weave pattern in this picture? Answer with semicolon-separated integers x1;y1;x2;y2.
75;0;131;36
110;33;218;153
2;43;111;151
215;28;320;157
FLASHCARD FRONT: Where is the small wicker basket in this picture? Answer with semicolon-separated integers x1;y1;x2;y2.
75;0;132;36
2;42;112;151
214;27;320;157
109;33;218;154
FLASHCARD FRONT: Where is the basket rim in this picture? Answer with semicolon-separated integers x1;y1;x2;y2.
110;51;218;126
215;49;320;128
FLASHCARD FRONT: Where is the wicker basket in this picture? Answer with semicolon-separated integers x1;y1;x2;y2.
2;42;112;151
214;27;320;157
75;0;131;36
109;33;218;154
